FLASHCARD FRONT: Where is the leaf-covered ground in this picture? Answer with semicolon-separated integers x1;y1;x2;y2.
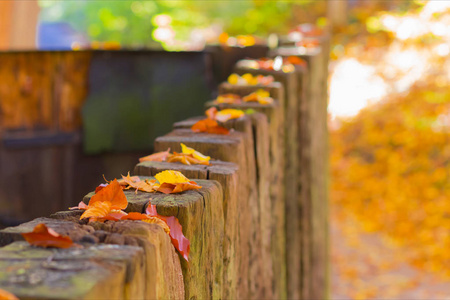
330;1;450;298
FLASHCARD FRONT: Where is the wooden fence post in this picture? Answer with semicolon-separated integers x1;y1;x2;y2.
271;33;330;300
205;88;287;299
82;178;224;300
134;160;240;300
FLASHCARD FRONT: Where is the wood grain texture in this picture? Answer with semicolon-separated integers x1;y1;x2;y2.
205;97;287;299
154;129;256;299
84;177;223;300
0;241;143;300
0;216;184;299
271;36;330;300
134;160;239;300
164;117;272;299
234;66;300;300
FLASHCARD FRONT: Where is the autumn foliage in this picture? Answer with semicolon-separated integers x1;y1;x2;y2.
331;82;450;278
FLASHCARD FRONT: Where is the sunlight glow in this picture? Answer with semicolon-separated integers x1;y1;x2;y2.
329;59;388;118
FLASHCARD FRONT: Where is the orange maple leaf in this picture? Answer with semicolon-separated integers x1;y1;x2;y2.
21;223;73;249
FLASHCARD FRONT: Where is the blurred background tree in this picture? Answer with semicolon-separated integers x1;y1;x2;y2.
38;0;326;50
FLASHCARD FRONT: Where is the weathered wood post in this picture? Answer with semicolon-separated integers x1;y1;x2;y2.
83;178;224;300
0;242;144;300
155;127;274;299
232;65;301;300
134;160;240;300
205;87;287;299
272;32;330;300
0;217;185;299
172;113;273;299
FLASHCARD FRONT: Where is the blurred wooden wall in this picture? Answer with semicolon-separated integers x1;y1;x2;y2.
0;0;40;50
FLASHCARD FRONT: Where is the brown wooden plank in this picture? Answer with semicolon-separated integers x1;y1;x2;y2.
134;159;239;300
0;241;143;300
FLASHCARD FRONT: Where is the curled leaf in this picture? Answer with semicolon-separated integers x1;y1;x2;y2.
157;181;202;194
89;179;127;210
167;152;209;165
21;223;73;249
180;143;210;163
120;212;149;220
146;204;190;261
215;109;245;123
80;201;112;221
167;153;192;165
139;148;171;163
121;173;157;193
142;217;171;234
69;201;88;210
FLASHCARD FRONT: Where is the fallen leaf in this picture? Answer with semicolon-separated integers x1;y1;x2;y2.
89;179;127;210
21;223;73;249
286;56;307;67
205;107;218;120
80;201;112;221
146;204;190;261
121;173;157;193
120;212;149;220
142;217;171;234
242;89;273;104
215;108;245;122
167;152;209;165
180;143;210;163
95;183;108;193
69;201;89;210
139;148;171;163
191;118;230;135
216;94;242;104
155;170;190;184
0;288;18;300
157;181;202;194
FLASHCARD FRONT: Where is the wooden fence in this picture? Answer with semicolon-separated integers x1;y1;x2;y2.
0;32;329;299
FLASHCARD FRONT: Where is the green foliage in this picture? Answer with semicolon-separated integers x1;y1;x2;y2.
38;0;316;48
